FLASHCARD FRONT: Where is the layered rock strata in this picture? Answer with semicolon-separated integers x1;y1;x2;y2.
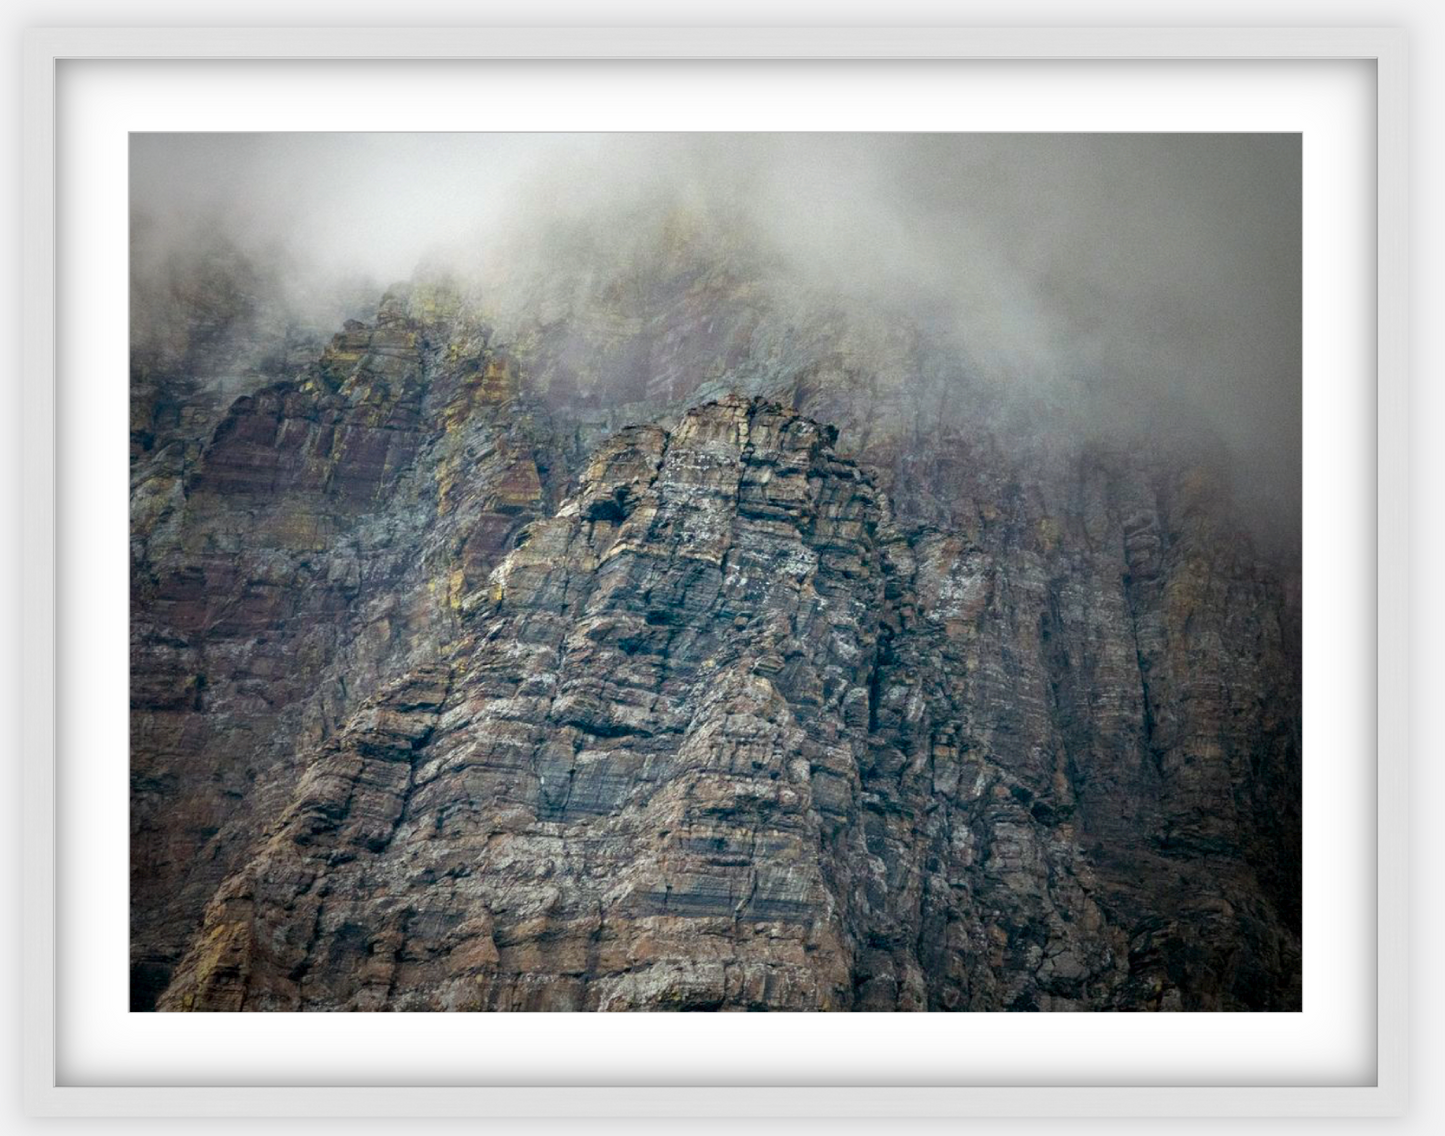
134;297;1300;1010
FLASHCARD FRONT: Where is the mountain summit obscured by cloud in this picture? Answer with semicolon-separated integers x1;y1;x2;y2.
131;132;1301;540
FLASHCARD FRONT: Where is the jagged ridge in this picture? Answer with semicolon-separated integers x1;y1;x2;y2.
132;283;1300;1012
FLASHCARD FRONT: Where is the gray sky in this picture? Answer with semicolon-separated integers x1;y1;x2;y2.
131;132;1301;536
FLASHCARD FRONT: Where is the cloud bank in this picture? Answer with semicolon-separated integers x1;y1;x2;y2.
131;132;1301;542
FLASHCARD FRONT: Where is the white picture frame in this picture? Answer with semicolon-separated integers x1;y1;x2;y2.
20;25;1410;1119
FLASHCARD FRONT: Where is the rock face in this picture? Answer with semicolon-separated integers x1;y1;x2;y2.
133;276;1300;1012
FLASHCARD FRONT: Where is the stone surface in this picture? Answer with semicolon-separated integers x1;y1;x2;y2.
133;266;1300;1013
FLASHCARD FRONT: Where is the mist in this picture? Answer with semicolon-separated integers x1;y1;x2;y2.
130;132;1301;543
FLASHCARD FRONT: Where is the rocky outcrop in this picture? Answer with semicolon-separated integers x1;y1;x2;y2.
137;340;1299;1009
130;286;567;1008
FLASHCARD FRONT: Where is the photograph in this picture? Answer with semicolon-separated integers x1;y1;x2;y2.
128;131;1302;1014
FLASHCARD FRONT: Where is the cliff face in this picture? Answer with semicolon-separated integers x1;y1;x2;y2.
132;273;1301;1012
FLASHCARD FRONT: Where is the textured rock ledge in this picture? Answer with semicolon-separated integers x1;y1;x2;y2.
147;392;1300;1012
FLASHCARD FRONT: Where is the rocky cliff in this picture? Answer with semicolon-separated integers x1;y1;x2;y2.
131;266;1301;1012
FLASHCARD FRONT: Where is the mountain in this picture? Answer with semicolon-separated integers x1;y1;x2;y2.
130;235;1301;1012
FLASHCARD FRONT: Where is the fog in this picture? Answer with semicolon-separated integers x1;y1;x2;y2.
131;132;1301;542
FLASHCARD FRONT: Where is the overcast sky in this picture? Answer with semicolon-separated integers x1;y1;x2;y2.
132;132;1301;535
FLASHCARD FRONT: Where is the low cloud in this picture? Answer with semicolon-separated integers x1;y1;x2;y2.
131;132;1301;542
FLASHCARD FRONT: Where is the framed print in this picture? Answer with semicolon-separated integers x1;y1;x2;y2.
20;25;1409;1118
